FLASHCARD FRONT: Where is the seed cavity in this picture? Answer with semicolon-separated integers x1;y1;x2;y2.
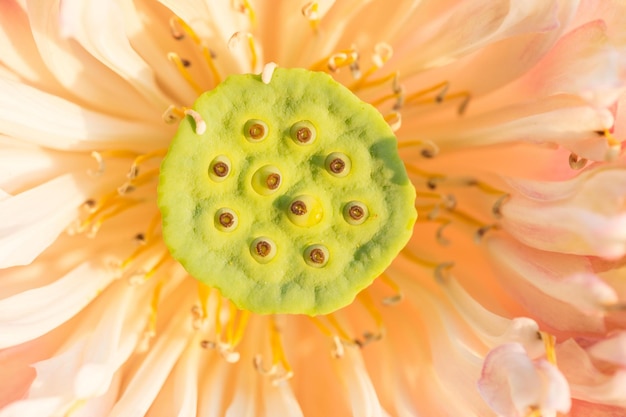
287;195;323;227
304;244;329;267
215;208;238;232
290;120;316;145
325;152;351;177
245;119;269;142
251;165;282;195
250;237;277;263
343;201;369;225
209;155;232;182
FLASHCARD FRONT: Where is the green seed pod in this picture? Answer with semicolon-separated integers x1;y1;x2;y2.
158;68;416;315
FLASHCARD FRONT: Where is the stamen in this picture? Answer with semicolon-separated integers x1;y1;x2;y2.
228;32;259;71
162;105;186;124
143;250;172;280
384;111;402;131
169;16;185;40
168;52;203;94
83;198;142;238
232;0;257;26
118;168;160;195
301;2;320;32
254;317;293;385
539;331;557;365
171;17;221;84
568;152;587;170
380;273;403;305
184;109;207;135
89;151;105;177
398;139;440;158
261;62;278;84
354;289;384;347
404;81;471;115
492;194;510;218
148;279;164;336
371;42;393;68
310;47;358;73
128;149;168;180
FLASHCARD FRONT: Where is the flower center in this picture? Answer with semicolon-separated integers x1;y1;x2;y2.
157;68;417;315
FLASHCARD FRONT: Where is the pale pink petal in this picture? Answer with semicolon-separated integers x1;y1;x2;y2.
262;382;304;417
0;77;172;151
478;343;571;417
0;261;116;348
557;339;626;407
486;236;615;332
587;332;626;368
502;167;626;259
0;175;90;268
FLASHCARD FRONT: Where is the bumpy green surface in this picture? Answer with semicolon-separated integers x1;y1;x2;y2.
158;68;416;315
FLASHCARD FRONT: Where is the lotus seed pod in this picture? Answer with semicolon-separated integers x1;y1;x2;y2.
158;68;416;315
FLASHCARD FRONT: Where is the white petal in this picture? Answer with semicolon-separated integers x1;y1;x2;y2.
0;397;63;417
24;0;159;120
58;0;172;110
0;261;115;348
0;174;89;268
107;296;194;417
0;77;171;151
334;346;389;417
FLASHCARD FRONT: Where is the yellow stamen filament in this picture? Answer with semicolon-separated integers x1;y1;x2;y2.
88;150;139;176
197;282;212;321
170;17;222;85
270;317;293;381
128;149;168;179
229;309;250;347
168;52;203;94
233;0;257;26
400;248;441;270
403;81;471;114
81;198;142;237
384;111;402;131
604;129;620;147
143;250;172;280
380;273;403;305
309;48;358;73
214;294;223;343
301;2;320;32
540;331;557;366
355;289;384;346
148;279;164;336
325;313;354;343
145;212;162;242
121;238;160;269
228;32;259;71
350;70;398;93
163;105;187;124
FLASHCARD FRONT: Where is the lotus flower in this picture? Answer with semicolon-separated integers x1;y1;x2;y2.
1;1;626;416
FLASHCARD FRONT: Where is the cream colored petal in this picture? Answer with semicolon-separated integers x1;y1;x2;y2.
0;261;115;348
24;0;160;120
0;77;171;151
333;346;389;417
58;0;172;110
107;292;194;417
0;397;63;417
0;174;89;268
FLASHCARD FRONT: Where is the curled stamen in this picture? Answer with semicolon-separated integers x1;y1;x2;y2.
253;354;278;375
372;42;393;68
184;109;207;135
301;2;320;31
162;105;185;124
398;139;440;158
88;151;105;177
384;111;402;132
492;194;510;218
568;152;587;170
474;224;496;243
332;335;344;358
436;221;451;246
228;32;258;70
261;62;278;84
168;52;203;93
169;16;185;40
434;262;455;283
